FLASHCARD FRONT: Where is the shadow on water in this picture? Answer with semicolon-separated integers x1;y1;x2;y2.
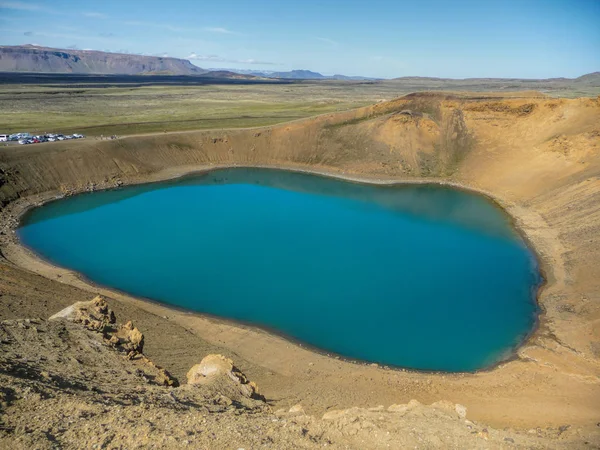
22;167;521;243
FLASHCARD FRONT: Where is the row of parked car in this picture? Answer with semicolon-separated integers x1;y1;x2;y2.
0;132;85;145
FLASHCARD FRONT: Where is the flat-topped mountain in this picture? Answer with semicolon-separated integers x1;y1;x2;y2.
270;69;327;79
0;45;208;75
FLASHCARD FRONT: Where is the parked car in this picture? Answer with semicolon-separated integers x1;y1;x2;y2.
0;134;8;142
11;131;85;144
11;133;31;141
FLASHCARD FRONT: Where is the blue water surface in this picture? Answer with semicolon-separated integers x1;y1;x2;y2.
18;168;540;371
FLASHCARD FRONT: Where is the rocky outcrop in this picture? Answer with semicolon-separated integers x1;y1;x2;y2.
49;295;176;385
49;295;116;331
109;320;145;357
187;354;260;399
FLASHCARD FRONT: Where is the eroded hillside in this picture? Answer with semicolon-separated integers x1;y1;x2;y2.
1;297;593;449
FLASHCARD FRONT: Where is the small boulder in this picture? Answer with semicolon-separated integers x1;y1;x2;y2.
455;403;468;419
187;354;235;384
187;354;259;399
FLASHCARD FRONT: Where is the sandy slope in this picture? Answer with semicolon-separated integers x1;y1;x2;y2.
0;92;599;447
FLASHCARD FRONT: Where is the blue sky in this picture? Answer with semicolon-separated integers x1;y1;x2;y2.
1;0;598;78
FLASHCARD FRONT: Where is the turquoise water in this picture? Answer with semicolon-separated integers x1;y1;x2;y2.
18;168;540;372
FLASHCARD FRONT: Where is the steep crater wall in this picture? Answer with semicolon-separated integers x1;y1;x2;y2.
0;94;473;204
0;93;599;431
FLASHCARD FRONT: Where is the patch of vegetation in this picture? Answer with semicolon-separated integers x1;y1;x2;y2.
417;151;437;176
437;109;475;175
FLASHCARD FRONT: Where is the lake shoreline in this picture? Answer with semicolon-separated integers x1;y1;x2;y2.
0;161;594;430
3;162;550;374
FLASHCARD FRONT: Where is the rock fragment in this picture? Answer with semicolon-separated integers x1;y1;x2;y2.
112;320;144;356
455;403;468;419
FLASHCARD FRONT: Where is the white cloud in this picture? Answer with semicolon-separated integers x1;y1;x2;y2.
123;20;192;33
0;1;42;11
187;53;223;61
316;37;339;47
238;58;276;65
203;27;234;34
83;12;108;19
121;21;237;35
187;53;275;65
13;29;120;44
21;30;77;39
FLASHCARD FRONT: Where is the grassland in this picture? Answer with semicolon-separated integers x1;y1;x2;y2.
0;82;393;136
1;74;598;137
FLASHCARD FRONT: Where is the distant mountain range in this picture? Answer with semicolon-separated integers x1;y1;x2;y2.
217;68;380;81
0;46;379;79
0;46;598;87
